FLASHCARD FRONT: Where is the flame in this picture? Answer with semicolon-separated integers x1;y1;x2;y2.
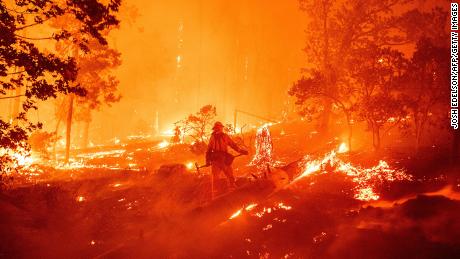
161;128;175;136
113;138;121;145
337;142;348;153
229;202;292;220
186;162;194;170
76;196;86;202
249;123;279;169
0;146;37;174
157;140;170;149
245;203;258;211
292;151;412;201
229;209;243;220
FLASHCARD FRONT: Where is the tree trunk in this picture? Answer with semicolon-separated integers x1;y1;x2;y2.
319;0;331;134
319;100;332;133
347;119;353;152
64;94;74;164
53;117;62;161
371;122;380;150
375;127;381;150
370;121;376;149
82;120;90;149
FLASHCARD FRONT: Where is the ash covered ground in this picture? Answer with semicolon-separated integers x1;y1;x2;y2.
1;122;460;259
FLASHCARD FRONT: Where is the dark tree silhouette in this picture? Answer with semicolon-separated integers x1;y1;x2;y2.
0;0;121;172
350;45;408;149
402;38;449;153
297;0;417;133
175;105;217;154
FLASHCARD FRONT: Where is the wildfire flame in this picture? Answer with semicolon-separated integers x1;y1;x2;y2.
250;123;282;169
229;202;292;220
337;142;348;153
292;150;412;201
157;140;170;149
76;196;86;202
229;209;243;220
0;146;35;171
186;162;194;170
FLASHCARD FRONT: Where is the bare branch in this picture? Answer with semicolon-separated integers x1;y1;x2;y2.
15;34;53;40
0;94;25;100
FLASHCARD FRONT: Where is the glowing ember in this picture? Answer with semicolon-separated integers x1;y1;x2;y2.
229;202;292;220
76;149;125;159
292;151;412;201
113;138;121;145
262;224;273;231
337;142;349;153
0;146;35;171
277;202;292;210
76;196;86;202
186;162;194;170
245;203;258;211
229;209;243;220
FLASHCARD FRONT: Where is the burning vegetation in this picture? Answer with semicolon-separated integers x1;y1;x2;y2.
1;0;459;258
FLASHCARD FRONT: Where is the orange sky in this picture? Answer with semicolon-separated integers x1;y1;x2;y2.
2;0;447;143
88;0;307;139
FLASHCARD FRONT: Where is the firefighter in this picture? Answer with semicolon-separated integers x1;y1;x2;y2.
206;121;248;192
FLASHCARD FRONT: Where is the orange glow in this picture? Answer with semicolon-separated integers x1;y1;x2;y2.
293;151;412;201
337;142;349;153
186;162;194;170
229;209;243;220
0;0;451;257
76;196;86;202
157;140;170;149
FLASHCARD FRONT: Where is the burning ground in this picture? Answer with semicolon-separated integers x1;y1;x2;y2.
1;123;460;258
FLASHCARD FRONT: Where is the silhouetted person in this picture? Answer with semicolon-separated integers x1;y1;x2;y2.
206;121;248;195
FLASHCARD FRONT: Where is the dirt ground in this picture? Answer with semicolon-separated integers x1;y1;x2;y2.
1;124;460;258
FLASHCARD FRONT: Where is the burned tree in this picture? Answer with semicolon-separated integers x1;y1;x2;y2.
53;34;122;156
350;45;408;149
175;105;217;154
289;70;357;151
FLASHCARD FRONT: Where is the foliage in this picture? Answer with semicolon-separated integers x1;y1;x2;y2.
401;38;450;150
295;0;417;130
53;21;122;123
174;105;217;154
349;45;408;148
0;0;121;172
171;125;182;144
291;0;448;149
28;131;59;159
176;105;217;143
